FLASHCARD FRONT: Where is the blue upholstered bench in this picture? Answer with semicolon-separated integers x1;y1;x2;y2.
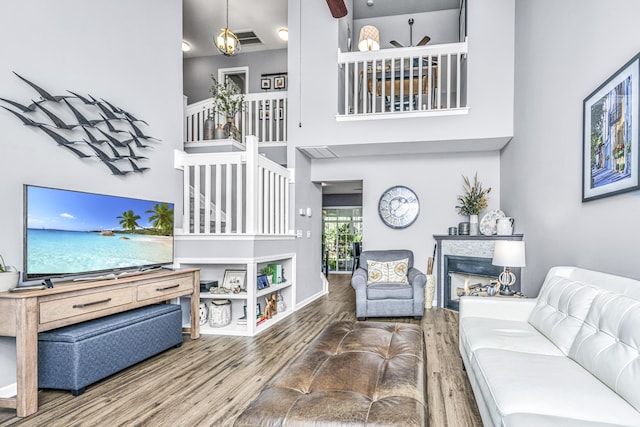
38;304;183;396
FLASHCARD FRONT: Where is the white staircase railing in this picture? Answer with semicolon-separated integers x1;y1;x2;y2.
184;92;288;144
337;40;468;119
175;136;293;236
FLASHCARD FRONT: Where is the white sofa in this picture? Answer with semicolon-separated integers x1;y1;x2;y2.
459;266;640;427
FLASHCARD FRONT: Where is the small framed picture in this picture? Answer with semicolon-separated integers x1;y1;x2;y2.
257;274;270;290
274;76;286;90
221;269;246;291
261;77;271;90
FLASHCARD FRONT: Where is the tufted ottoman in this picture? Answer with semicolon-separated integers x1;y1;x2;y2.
234;321;427;426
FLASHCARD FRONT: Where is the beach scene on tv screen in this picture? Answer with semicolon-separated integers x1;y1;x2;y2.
27;186;174;276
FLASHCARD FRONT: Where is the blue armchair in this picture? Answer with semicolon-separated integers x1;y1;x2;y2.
351;249;426;320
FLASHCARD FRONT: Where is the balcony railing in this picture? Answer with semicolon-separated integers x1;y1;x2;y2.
184;92;288;144
174;136;292;236
337;40;468;120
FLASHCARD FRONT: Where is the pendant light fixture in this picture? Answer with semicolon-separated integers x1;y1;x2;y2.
215;0;240;56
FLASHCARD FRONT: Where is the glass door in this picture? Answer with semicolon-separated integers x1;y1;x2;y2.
322;207;362;274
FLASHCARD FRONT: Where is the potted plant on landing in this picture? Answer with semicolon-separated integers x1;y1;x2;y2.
0;253;20;292
455;173;491;236
210;76;245;141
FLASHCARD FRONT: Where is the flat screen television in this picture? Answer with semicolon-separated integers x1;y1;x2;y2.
23;185;175;282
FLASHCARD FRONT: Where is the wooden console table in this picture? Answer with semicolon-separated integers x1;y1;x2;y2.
0;268;200;417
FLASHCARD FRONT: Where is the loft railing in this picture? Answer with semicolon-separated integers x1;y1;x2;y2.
174;136;293;236
337;39;468;120
184;92;288;144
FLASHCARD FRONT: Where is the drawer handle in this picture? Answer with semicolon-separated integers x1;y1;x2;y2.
73;298;112;309
156;284;180;292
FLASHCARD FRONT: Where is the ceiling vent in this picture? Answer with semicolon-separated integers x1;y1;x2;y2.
235;30;263;45
298;146;338;159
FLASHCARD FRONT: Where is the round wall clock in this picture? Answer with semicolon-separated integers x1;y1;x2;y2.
378;185;420;229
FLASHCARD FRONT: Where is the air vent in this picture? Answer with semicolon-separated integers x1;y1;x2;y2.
235;31;262;45
299;146;338;159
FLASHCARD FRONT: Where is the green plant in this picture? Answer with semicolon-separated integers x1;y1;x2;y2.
260;265;275;276
0;254;8;272
455;173;491;216
210;76;245;117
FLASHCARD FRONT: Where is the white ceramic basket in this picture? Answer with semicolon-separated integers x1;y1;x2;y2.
0;271;20;292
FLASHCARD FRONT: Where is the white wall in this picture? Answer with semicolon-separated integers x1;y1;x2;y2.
353;9;460;51
0;0;183;392
311;152;501;276
502;0;640;295
287;0;514;149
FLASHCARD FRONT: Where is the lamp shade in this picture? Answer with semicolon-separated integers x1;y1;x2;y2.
358;25;380;51
492;241;526;267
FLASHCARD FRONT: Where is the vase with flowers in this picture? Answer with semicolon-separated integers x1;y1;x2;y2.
455;173;491;236
210;76;245;141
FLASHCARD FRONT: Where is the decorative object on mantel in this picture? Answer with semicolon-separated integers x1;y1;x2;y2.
458;222;470;235
455;173;491;236
210;76;244;141
0;253;20;292
215;0;240;56
582;51;640;202
0;72;157;176
448;227;458;235
492;240;526;296
496;217;514;235
479;209;505;235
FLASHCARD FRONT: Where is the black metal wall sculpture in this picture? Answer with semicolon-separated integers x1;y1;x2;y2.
0;72;159;176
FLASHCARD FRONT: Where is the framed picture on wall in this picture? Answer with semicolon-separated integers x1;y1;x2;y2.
582;51;640;202
261;77;271;90
274;76;286;90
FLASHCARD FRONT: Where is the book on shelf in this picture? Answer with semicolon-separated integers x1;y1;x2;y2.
268;263;283;284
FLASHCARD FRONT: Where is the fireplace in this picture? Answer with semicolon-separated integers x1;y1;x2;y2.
444;255;504;310
433;234;524;310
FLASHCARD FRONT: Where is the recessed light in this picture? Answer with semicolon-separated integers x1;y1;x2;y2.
182;41;191;52
278;28;288;41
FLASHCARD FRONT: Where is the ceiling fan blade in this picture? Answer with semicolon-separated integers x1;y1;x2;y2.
390;40;404;48
417;36;431;46
326;0;348;18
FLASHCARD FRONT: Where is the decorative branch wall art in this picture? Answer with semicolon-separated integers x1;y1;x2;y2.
0;72;159;176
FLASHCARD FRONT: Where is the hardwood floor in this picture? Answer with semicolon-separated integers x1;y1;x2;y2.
0;274;482;427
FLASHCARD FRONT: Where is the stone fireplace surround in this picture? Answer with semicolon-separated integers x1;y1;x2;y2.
433;234;524;310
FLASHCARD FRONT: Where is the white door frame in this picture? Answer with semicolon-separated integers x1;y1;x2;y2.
217;66;249;93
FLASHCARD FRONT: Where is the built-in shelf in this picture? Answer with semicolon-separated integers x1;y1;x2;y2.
175;254;295;336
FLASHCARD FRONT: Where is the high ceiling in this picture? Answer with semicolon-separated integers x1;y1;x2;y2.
182;0;462;58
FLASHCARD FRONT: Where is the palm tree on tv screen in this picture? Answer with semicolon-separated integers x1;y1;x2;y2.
117;210;141;232
146;203;174;236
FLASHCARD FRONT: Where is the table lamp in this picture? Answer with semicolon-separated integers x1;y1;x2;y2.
492;240;526;296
